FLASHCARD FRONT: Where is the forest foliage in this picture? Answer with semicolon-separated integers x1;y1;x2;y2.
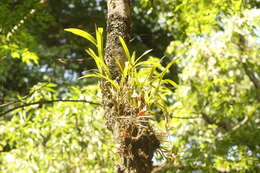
0;0;259;172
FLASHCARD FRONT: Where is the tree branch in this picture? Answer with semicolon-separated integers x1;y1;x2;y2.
201;112;250;136
201;112;231;131
0;99;101;117
0;83;50;107
0;100;20;107
238;34;260;97
221;116;249;138
242;63;260;89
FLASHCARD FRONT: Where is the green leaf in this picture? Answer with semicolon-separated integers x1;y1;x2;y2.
119;36;131;62
64;28;97;46
131;51;136;66
113;56;124;73
79;74;119;89
11;52;20;58
85;48;103;74
96;27;104;58
164;79;179;88
159;57;179;78
136;58;162;68
21;49;39;65
46;83;57;88
85;48;110;76
134;49;153;66
121;61;131;83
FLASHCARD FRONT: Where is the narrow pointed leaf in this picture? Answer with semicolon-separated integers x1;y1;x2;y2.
131;51;136;66
96;27;104;58
65;28;96;46
85;49;110;76
160;57;180;78
134;49;153;65
85;49;102;74
165;79;179;88
79;74;119;88
119;36;131;62
113;56;124;72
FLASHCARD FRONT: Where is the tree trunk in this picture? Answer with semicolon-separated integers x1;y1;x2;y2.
104;0;131;80
102;0;160;173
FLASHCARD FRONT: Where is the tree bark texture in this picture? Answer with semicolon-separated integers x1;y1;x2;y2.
102;0;160;173
105;0;131;80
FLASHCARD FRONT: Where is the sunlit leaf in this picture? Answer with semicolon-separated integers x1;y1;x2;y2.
119;36;131;62
64;28;97;45
79;74;119;89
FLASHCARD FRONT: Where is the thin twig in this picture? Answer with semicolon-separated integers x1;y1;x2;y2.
221;116;249;138
238;34;260;97
0;99;101;117
0;100;20;107
201;112;232;131
230;116;249;131
242;62;260;94
0;83;50;107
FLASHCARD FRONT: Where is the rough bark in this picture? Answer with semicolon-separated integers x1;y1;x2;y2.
102;1;160;173
105;0;131;80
